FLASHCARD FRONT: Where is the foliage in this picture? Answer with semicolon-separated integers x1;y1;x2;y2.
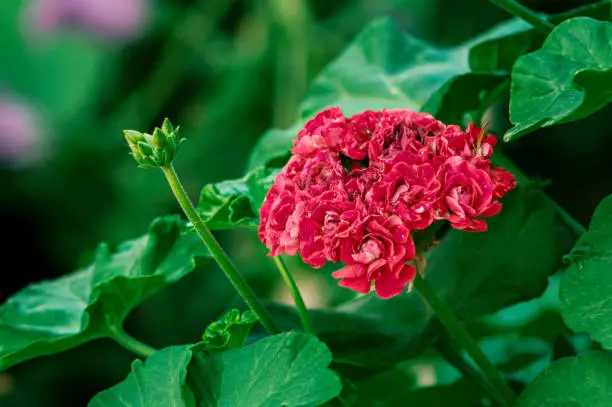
90;333;341;407
3;1;612;406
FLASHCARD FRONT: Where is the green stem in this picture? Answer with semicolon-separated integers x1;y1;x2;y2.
160;165;280;334
490;0;555;35
108;325;156;358
413;273;516;407
435;335;506;406
273;256;316;335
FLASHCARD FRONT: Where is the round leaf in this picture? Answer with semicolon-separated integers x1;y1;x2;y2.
561;194;612;348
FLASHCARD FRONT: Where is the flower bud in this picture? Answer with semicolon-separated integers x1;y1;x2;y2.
152;128;166;149
124;118;184;168
161;118;174;135
124;130;144;144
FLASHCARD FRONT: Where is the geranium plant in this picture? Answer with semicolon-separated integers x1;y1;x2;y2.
3;0;612;405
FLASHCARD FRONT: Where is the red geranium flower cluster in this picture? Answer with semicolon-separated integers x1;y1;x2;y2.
258;107;517;299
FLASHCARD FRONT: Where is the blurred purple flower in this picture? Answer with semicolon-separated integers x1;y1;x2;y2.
25;0;149;41
0;95;43;167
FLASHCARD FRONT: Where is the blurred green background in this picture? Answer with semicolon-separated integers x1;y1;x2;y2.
1;0;610;405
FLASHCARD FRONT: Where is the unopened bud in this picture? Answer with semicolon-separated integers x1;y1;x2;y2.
161;118;174;135
124;118;183;168
124;130;144;144
152;128;166;149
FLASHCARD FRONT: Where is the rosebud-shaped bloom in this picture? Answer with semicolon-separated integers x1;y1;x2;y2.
431;123;497;160
292;108;348;157
434;156;502;232
299;189;356;268
124;118;183;168
25;0;149;41
368;151;440;230
332;215;416;299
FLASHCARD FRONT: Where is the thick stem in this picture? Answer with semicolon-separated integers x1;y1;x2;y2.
161;165;280;334
273;256;316;335
435;335;506;406
108;325;156;358
413;273;516;407
490;0;555;35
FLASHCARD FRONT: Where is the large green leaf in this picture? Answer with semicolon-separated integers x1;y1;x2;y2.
300;18;516;122
560;194;612;348
515;351;612;407
187;332;342;407
506;17;612;141
429;185;564;318
89;346;194;407
0;216;209;370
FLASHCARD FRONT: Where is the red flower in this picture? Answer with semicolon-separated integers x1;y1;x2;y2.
434;156;502;232
332;215;416;299
292;107;348;157
258;106;517;299
368;151;440;230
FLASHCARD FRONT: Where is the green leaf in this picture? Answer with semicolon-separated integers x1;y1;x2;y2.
197;167;278;229
187;332;342;407
429;185;565;318
247;126;302;172
506;17;612;141
516;351;612;407
560;194;612;348
300;18;514;122
0;216;209;370
89;346;194;407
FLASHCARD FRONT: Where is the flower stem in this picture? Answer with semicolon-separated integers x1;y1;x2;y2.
413;273;516;407
490;0;555;35
108;325;156;358
434;335;507;406
160;164;280;334
273;256;316;335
